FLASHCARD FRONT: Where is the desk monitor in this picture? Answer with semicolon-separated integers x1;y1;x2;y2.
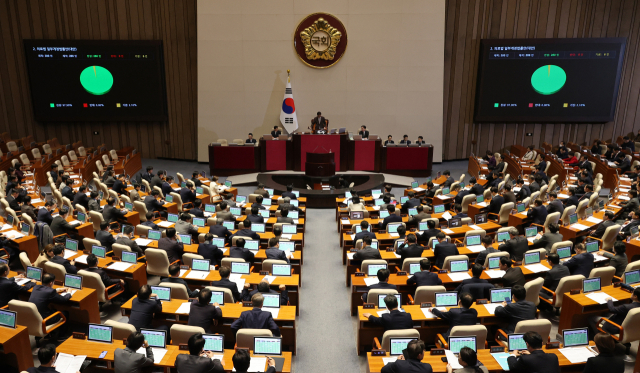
389;338;413;356
150;286;171;301
507;334;527;352
0;309;16;329
350;211;364;220
625;270;640;285
372;189;382;195
259;210;270;218
387;223;402;234
148;230;162;240
354;225;364;233
515;203;525;213
77;212;87;223
290;199;299;207
585;241;599;253
563;328;589;348
264;188;274;196
400;196;409;204
230;207;241;216
449;336;477;354
282;224;297;234
374;199;384;206
205;204;216;213
165;195;174;203
20;222;29;235
487;256;501;269
631;226;640;238
370;241;379;249
476;195;484;203
225;180;232;187
88;323;112;343
378;294;402;309
434;292;458;307
98;191;104;200
556;246;572;259
450;260;468;273
409;263;421;275
279;241;295;252
65;238;79;252
26;266;42;281
524;252;540;265
92;245;106;258
367;264;388;276
254;337;283;356
466;235;481;246
583;277;601;293
525;227;538;238
64;274;83;290
167;213;179;223
236;195;247;204
411;181;419;189
209;291;224;305
345;191;352;198
7;214;14;226
569;213;578;225
379;210;390;219
231;262;250;275
434;205;445;213
475;213;487;225
244;240;259;251
292;191;299;198
585;207;593;217
222;221;235;230
262;293;280;309
448;218;462;228
178;235;192;245
288;210;299;219
122;251;138;264
193;218;205;227
408;208;418;216
124;202;134;212
141;328;167;349
418;221;429;231
192;259;210;272
203;334;224;353
181;182;187;188
272;264;291;276
490;288;512;303
210;237;225;248
252;223;266;233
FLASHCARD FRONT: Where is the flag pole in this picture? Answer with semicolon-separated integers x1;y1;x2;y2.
287;69;290;83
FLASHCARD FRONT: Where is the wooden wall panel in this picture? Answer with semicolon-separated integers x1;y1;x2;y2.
0;0;197;160
444;0;640;160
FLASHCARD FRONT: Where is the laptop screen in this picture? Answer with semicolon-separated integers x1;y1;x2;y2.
252;223;265;233
181;182;187;188
148;230;162;240
122;251;138;263
192;259;210;272
418;222;429;231
77;212;86;223
290;200;299;207
262;293;280;308
409;263;421;275
379;210;390;218
625;270;640;284
389;338;413;356
223;221;235;230
124;202;133;211
400;196;409;203
150;286;171;301
476;195;484;203
490;288;511;303
230;207;241;216
165;195;174;203
196;187;204;195
524;252;540;265
374;199;384;206
254;337;282;356
525;227;538;237
209;291;225;305
202;334;224;352
585;241;599;253
231;262;250;274
225;180;232;187
193;218;205;227
411;181;419;188
7;214;14;226
434;205;445;213
167;213;179;222
279;241;295;252
288;211;299;219
556;246;571;259
292;191;299;197
466;235;481;246
178;235;192;245
442;188;450;195
65;238;78;252
487;256;500;269
345;191;352;198
272;264;291;276
372;189;382;195
516;203;526;213
583;278;601;293
378;294;402;309
367;264;388;276
435;292;458;307
141;328;166;348
448;336;476;354
507;334;527;352
408;208;417;216
26;266;42;281
205;204;216;213
236;195;247;203
20;222;29;234
92;245;106;258
88;323;112;343
64;274;82;289
569;213;578;225
211;238;225;248
562;328;589;347
244;240;259;251
387;223;402;233
259;210;270;218
450;260;468;273
283;224;297;234
264;188;274;196
0;309;16;329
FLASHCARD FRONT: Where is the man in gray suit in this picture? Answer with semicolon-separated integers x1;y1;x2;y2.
215;201;234;221
175;213;199;241
530;223;563;253
175;333;224;373
116;225;143;255
407;205;431;227
498;227;529;262
276;209;294;224
114;332;154;373
591;211;616;239
353;236;382;260
88;191;101;212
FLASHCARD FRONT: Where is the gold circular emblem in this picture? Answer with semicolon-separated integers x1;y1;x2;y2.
294;13;348;69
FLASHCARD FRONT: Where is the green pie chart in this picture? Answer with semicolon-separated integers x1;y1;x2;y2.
531;65;566;95
80;66;113;95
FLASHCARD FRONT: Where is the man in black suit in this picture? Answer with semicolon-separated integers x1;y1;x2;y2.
384;135;394;146
141;212;160;230
180;182;197;205
487;187;504;215
501;184;516;205
396;234;425;262
229;238;255;263
433;232;459;269
210;266;242;302
49;244;78;274
576;155;592;174
380;339;432;373
49;164;59;183
103;197;127;224
475;236;498;266
29;273;71;336
591;287;640;335
50;207;78;236
141;166;154;183
495;285;537;335
72;185;90;210
402;191;421;213
209;218;231;243
161;264;200;298
150;170;165;190
309;111;327;132
0;263;35;307
619;209;640;239
241;280;289;306
454;185;470;205
431;292;478;339
353;236;382;260
498;227;528;261
353;221;377;241
187;288;222;333
530;223;563;252
363;294;413;332
144;190;165;214
590;210;615;239
96;221;116;250
59;176;75;201
507;331;560;373
540;253;570;299
546;192;564;215
527;199;548;226
418;219;439;244
579;184;595;204
245;133;257;144
276;208;293;224
281;184;297;200
246;206;264;224
441;170;455;188
188;199;205;218
535;154;547;173
620;190;640;217
189;171;203;188
6;188;21;211
407;205;431;227
379;205;402;229
85;253;124;302
37;201;56;225
231;219;260;241
197;233;224;266
161;175;174;198
500;257;525;288
158;228;184;264
175;333;224;373
358;125;369;139
128;285;170;342
514;179;531;202
563;243;594;278
112;174;128;195
468;177;483;197
399;135;411;145
407;259;442;287
271;126;282;138
251;195;267;211
230;293;281;336
265;237;290;263
456;263;489;291
363;268;397;303
563;188;580;208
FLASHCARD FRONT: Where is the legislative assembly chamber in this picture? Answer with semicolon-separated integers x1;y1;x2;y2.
1;1;640;373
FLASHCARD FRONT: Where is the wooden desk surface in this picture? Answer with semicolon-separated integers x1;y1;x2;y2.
174;269;301;287
558;284;633;332
357;303;500;321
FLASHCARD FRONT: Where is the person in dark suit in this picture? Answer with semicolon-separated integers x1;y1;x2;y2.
87;191;101;212
197;233;224;266
229;238;255;263
486;187;504;215
180;182;197;205
402;191;422;212
396;234;425;262
358;125;370;139
187;288;222;333
431;292;478;339
309;111;327;132
601;241;628;277
379;205;402;229
441;170;455;188
498;227;528;261
407;259;443;287
563;243;594;278
0;263;35;307
158;228;184;264
530;223;563;252
142;212;161;230
150;170;165;190
233;349;276;373
50;244;78;274
620;190;640;216
418;220;440;244
96;221;116;250
363;294;413;331
475;236;499;266
112;174;128;195
514;179;531;202
265;237;290;263
128;285;170;342
189;199;205;218
246;206;264;224
467;177;482;197
276;208;294;224
49;207;78;236
506;331;559;373
590;211;615;239
209;218;231;243
245;133;257;144
495;285;537;335
28;273;71;336
175;333;224;373
214;203;234;222
384;135;394;146
363;268;397;303
540;254;570;299
189;171;203;188
499;257;525;288
175;213;200;242
20;195;37;221
230;293;281;336
456;263;489;291
253;183;269;199
59;176;75;201
103;197;127;224
545;192;564;216
582;333;624;373
271;126;282;138
49;164;59;183
85;253;124;293
231;219;261;241
619;209;640;239
210;266;242;302
72;185;90;210
408;205;431;226
162;264;200;298
615;153;631;173
141;166;154;183
354;236;382;260
353;221;377;241
590;287;640;336
27;344;67;373
241;281;289;305
527;199;548;226
399;135;411;145
161;176;175;198
380;339;432;373
501;184;517;205
250;195;267;211
281;185;297;200
433;232;459;269
563;188;580;208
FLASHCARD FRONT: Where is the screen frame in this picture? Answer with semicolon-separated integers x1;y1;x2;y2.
87;323;113;343
253;336;283;356
140;328;167;349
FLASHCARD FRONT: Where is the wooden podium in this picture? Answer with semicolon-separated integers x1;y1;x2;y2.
305;152;335;177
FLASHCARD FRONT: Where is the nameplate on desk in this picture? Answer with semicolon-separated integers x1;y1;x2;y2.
476;299;488;304
613;282;622;288
72;332;86;340
363;303;375;309
438;270;448;274
396;271;407;276
242;301;253;307
420;302;432;308
570;289;581;295
179;344;189;350
259;271;269;275
180;265;189;270
514;261;522;266
455;243;464;247
371;349;386;356
355;272;365;277
386;247;395;252
430;349;445;355
112;256;120;262
490;346;505;353
350;248;358;252
546;342;560;349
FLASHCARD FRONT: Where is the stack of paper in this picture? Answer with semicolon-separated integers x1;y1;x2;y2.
31;198;42;203
63;250;77;259
436;195;448;199
619;195;631;201
14;278;30;286
60;289;77;297
231;357;266;372
185;270;209;279
175;302;192;314
136;347;169;364
157;221;173;228
3;231;25;240
231;278;246;291
0;224;12;231
389;233;400;238
53;353;87;373
527;237;536;243
346;253;355;260
68;220;81;225
363;277;380;286
262;275;276;284
524;263;549;273
586;216;603;224
466;245;486;253
382;357;398;365
476;202;488;207
74;255;88;264
442;211;452;220
559;347;596;363
448;272;472;281
179;269;188;277
570;223;590;231
108;262;134;272
135;238;153;246
262;307;279;319
585;292;616;304
483;303;502;314
484;270;505;278
281;234;293;239
593;253;608;262
421;307;446;319
445;350;463;369
558;193;570;198
372;205;381;211
442;229;455;234
413;187;425;192
469;224;483;230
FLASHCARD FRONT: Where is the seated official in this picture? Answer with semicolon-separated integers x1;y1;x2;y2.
162;264;200;298
241;280;289;306
563;188;579;208
362;294;413;332
271;126;282;138
114;332;155;373
507;331;559;373
276;209;293;224
396;234;425;262
380;195;393;211
198;233;224;266
408;205;431;226
175;333;224;373
384;135;394;146
142;212;160;230
34;244;55;270
348;196;366;212
545;192;564;215
433;232;459;269
50;244;78;274
27;345;68;373
229;238;255;263
246;206;264;223
113;174;128;195
514;179;531;201
176;213;199;242
59;176;76;201
116;225;143;255
278;196;302;212
189;199;205;218
265;237;290;263
151;170;165;190
159;228;185;264
399;135;411;145
431;292;478;339
619;209;640;239
418;220;439;243
591;210;615;239
456;263;489;291
499;256;525;288
582;333;624;373
601;241;628;277
232;219;261;241
562;243;593;278
353;236;382;260
73;185;90;210
29;273;71;338
103;197;127;224
190;171;203;188
250;195;266;211
495;285;536;336
85;253;125;295
380;339;432;373
475;236;498;266
530;223;562;253
540;254;570;299
452;203;467;219
180;182;197;205
590;288;640;336
20;195;37;221
96;221;116;250
142;166;155;183
187;288;223;333
129;183;143;203
162;176;175;198
129;285;170;341
0;262;35;307
358;125;369;139
362;268;396;303
253;183;270;198
527;199;548;226
310;111;327;132
402;192;421;213
281;184;297;200
498;227;528;262
50;207;78;236
210;266;242;302
407;259;442;287
233;349;276;373
447;347;488;373
383;185;395;199
441;170;455;188
353;221;376;241
379;205;402;229
230;293;281;336
209;218;231;242
487;187;504;215
144;191;166;214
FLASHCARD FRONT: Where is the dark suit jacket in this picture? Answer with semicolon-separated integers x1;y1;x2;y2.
475;247;499;265
229;246;255;263
198;243;224;266
265;247;289;263
455;277;488;292
85;267;120;287
187;300;223;333
142;220;160;230
150;176;163;189
60;185;75;201
142;172;154;183
380;359;433;373
516;185;531;201
542;265;570;292
527;205;548;225
232;228;260;241
433;243;459;269
606;299;640;331
621;219;640;237
129;297;162;330
582;353;624;373
209;225;231;242
103;205;126;223
432;307;478;338
276;216;293;224
0;276;35;307
407;271;443;287
418;229;440;243
499;236;528;261
113;180;127;195
503;191;517;205
354;230;377;241
180;188;197;204
563;252;594;278
379;214;403;229
546;200;564;215
189;208;205;218
592;220;615;238
470;184;484;196
506;350;559;373
241;288;289;305
271;130;282;137
402;198;422;212
358;130;370;139
230;307;280;336
144;195;165;213
51;254;78;274
488;195;505;214
495;299;537;334
50;216;76;236
175;353;224;373
353;247;382;260
210;278;242;302
564;195;579;208
397;244;426;262
281;191;297;200
28;285;71;319
603;252;628;277
363;282;397;303
162;182;174;198
96;229;116;250
73;192;90;209
531;232;563;251
20;205;37;221
158;237;184;263
502;267;525;288
367;309;413;331
246;214;264;224
245;138;257;144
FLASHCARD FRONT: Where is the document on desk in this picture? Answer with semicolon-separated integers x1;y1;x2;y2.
3;231;25;240
559;347;596;363
363;277;380;286
60;289;77;297
527;237;536;243
608;204;621;209
557;193;570;199
466;245;486;253
445;350;463;369
372;205;381;211
107;262;134;272
585;292;616;304
175;302;191;314
524;264;549;273
157;221;173;228
74;255;88;264
421;307;446;319
231;278;246;291
619;195;631;201
484;269;506;279
413;187;425;192
14;277;30;285
68;220;81;225
593;253;608;262
483;303;502;315
347;253;355;260
293;219;299;224
442;211;452;220
389;233;400;238
570;223;590;231
436;195;448;199
281;234;293;239
476;202;488;207
232;357;266;372
442;229;455;234
54;353;87;373
63;250;77;259
261;307;279;319
185;270;209;280
491;353;511;370
469;224;482;231
136;347;168;364
382;357;398;365
586;216;603;224
135;238;153;246
448;272;472;281
262;275;276;284
620;188;630;193
31;198;42;204
179;269;188;277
